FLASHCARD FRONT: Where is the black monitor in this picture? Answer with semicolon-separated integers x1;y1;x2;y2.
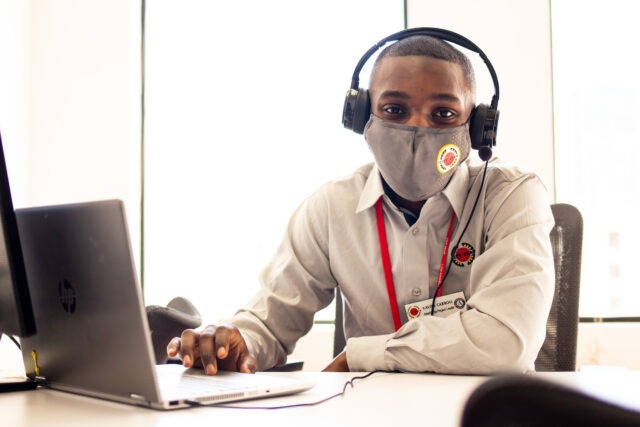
0;130;35;340
0;130;37;392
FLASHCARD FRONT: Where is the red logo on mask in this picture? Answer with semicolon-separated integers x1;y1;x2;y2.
443;151;457;167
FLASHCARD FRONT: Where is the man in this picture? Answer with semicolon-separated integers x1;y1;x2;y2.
167;32;555;375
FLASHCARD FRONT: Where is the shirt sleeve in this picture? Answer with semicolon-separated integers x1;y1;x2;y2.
228;189;337;371
346;172;556;374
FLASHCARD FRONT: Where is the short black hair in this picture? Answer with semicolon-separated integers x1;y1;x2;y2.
371;35;476;95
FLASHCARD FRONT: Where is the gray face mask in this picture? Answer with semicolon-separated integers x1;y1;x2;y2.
364;116;471;202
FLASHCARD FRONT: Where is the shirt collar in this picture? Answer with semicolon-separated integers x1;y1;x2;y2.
441;160;470;220
355;161;472;219
355;164;385;214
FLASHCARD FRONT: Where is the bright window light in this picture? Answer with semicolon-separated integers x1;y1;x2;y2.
143;0;404;321
551;0;640;318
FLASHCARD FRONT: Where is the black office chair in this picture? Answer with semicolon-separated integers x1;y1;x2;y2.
333;203;584;372
146;297;202;364
460;374;640;427
535;203;583;371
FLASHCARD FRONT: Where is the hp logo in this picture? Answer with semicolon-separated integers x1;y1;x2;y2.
58;279;76;313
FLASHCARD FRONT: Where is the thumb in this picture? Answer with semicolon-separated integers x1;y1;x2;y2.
238;353;257;374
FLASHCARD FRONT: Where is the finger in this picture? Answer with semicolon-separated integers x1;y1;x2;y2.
214;325;233;360
179;329;198;368
199;325;218;375
166;337;181;357
238;353;257;374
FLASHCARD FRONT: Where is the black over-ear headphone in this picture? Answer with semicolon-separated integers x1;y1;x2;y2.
342;27;500;161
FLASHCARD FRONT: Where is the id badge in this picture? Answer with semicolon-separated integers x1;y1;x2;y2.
404;291;467;319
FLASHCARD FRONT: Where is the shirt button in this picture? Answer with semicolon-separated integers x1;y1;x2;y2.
412;288;422;297
412;227;420;236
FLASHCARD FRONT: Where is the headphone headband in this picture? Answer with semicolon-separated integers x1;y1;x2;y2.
349;27;500;109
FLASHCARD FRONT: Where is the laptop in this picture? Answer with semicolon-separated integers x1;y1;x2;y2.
14;199;314;409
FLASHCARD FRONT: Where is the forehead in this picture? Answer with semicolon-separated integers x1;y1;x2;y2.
370;55;471;98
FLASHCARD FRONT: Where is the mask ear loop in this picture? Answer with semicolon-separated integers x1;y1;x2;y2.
430;159;489;316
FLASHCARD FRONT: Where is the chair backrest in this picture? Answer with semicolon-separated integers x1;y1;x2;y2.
535;203;583;371
333;203;584;371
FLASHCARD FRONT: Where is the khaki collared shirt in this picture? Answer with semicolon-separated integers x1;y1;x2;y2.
231;158;555;373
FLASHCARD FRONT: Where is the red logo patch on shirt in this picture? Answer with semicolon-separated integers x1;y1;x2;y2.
407;305;421;319
453;243;475;267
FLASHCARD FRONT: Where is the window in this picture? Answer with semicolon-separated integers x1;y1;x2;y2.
551;0;640;318
143;1;404;320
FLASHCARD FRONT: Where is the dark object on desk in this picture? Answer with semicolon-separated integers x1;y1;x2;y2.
460;374;640;427
266;359;305;372
146;297;202;364
0;377;38;392
332;203;584;372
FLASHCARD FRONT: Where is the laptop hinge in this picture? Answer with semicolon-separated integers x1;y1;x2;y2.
129;392;148;401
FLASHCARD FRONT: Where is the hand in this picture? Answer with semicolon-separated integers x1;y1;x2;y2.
167;324;257;375
322;351;350;372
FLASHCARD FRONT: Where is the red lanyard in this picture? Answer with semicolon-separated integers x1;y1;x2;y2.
375;198;456;331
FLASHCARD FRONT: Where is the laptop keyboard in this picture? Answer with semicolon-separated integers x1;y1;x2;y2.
158;370;254;400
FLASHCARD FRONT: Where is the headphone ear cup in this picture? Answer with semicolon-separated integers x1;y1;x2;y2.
469;104;487;150
342;88;371;134
469;104;499;160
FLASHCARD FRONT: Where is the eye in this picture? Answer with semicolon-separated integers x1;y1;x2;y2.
431;108;458;123
380;104;406;117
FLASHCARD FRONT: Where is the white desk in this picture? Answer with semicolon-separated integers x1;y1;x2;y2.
2;370;640;427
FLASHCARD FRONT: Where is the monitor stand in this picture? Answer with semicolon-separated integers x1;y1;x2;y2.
0;334;37;392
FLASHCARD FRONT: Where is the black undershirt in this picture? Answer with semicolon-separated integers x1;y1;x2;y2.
381;178;419;227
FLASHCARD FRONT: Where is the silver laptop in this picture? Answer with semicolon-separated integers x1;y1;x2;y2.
15;199;314;410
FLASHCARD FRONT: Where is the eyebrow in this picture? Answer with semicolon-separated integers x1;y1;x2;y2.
378;90;411;100
378;90;463;103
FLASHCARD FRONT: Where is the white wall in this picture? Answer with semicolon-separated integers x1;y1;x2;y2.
26;0;141;212
0;0;142;260
0;0;30;199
